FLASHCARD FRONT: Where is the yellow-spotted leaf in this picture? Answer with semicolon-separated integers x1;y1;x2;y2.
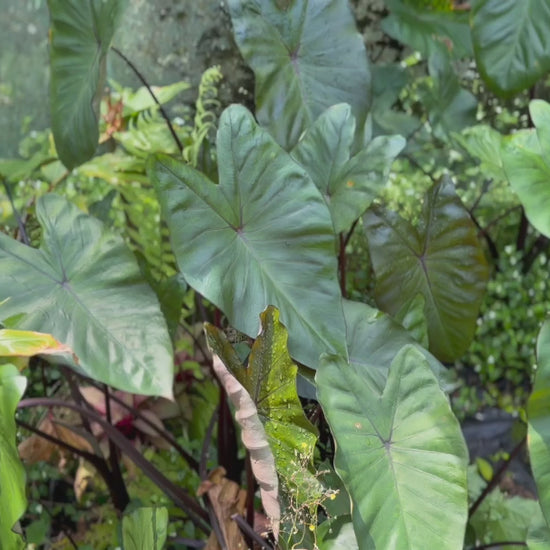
206;307;320;512
0;329;75;361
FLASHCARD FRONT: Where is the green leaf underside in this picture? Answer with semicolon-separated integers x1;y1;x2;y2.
317;346;468;550
291;104;405;233
471;0;550;97
454;125;506;182
228;0;371;150
206;307;319;504
503;100;550;239
0;195;173;397
150;105;347;369
364;177;489;362
48;0;128;169
528;321;550;527
121;507;168;550
0;364;27;549
382;0;473;59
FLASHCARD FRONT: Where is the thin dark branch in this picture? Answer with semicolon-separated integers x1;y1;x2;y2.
111;47;183;153
469;210;499;262
217;388;240;483
469;436;526;518
371;43;387;64
343;218;359;249
18;398;210;531
468;179;492;214
38;498;78;549
48;169;70;192
103;384;130;512
18;415;129;510
205;494;229;550
522;235;550;274
484;205;522;232
86;378;199;471
103;384;113;425
403;153;437;185
63;367;95;439
200;406;219;480
231;514;274;549
244;452;255;549
516;209;529;252
40;361;48;394
195;293;210;325
308;403;323;426
198;408;225;549
2;179;29;245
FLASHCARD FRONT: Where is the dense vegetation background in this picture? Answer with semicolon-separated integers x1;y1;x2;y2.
2;0;550;548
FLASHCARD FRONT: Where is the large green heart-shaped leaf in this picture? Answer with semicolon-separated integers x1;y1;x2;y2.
149;105;346;369
317;346;468;549
364;177;489;362
382;0;473;59
290;104;405;233
528;321;550;526
206;307;320;507
0;195;173;397
503;100;550;238
0;364;27;549
342;299;452;394
471;0;550;97
228;0;371;150
48;0;128;169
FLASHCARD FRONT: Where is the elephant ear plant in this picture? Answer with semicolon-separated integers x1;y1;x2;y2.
6;0;550;547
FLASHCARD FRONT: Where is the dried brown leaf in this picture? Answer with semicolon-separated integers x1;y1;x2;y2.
211;355;281;539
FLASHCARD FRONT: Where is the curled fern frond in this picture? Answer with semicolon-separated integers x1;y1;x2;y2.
183;66;223;169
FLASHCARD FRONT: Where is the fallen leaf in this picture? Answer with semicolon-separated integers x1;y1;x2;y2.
198;467;247;550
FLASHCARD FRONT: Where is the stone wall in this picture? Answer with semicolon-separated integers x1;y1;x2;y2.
0;0;397;158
